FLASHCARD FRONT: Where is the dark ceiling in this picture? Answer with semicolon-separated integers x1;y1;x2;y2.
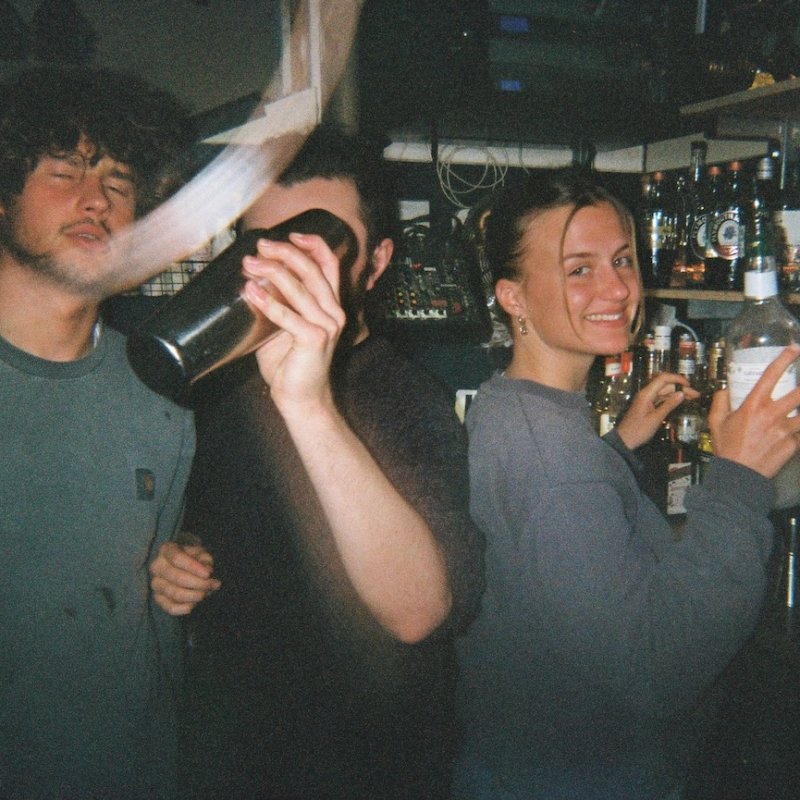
356;0;800;149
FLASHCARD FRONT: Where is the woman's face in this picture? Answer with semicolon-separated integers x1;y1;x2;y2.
500;200;640;386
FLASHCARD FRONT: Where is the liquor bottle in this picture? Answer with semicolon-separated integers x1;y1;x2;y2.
651;324;673;377
781;516;800;625
744;155;778;274
776;160;800;291
639;325;693;516
593;354;621;434
752;155;778;212
594;352;633;435
642;418;692;518
696;337;726;484
669;334;704;479
636;325;671;391
700;337;726;412
631;330;653;394
702;165;724;272
671;175;690;288
781;516;797;616
726;211;800;508
694;339;708;393
684;140;708;287
639;171;676;289
706;161;747;291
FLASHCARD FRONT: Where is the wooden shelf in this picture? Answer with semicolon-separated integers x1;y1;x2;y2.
645;288;800;305
646;288;742;302
680;77;800;121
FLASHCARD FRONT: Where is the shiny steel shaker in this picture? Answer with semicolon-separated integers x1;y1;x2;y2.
126;208;357;401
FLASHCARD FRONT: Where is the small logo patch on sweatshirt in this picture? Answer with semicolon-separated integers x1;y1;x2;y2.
136;469;155;500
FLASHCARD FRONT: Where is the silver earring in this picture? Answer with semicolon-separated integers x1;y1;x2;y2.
517;316;528;336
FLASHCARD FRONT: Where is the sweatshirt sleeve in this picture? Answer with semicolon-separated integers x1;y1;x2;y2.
471;385;777;719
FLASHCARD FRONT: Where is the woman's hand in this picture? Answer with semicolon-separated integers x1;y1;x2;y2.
614;372;699;450
709;344;800;479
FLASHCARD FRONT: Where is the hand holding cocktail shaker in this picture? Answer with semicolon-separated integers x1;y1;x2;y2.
126;208;357;402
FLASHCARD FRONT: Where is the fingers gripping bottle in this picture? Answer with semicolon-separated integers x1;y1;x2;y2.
725;212;800;507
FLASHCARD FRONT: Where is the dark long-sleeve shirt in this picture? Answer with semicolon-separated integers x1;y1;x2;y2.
182;335;484;799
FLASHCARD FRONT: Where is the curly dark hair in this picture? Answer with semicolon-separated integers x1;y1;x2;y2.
0;66;195;216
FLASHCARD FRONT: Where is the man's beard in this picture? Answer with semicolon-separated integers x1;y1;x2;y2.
337;257;372;352
0;209;112;299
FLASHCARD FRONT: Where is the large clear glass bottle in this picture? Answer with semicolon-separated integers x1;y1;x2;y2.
726;210;800;507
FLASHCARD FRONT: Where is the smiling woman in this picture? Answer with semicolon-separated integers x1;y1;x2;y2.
453;169;800;800
496;199;641;391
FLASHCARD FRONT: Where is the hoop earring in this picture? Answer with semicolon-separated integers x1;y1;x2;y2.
517;316;528;336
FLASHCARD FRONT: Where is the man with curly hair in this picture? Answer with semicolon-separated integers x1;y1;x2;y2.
0;66;200;799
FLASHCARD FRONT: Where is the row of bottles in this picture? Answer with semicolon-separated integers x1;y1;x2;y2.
591;327;726;517
596;210;800;515
638;144;800;293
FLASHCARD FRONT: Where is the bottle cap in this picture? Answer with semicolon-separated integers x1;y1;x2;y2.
654;325;672;350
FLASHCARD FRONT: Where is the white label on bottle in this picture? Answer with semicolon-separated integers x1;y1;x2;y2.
743;270;778;299
729;346;797;410
654;326;672;351
675;415;700;444
776;209;800;247
599;413;615;436
666;462;692;515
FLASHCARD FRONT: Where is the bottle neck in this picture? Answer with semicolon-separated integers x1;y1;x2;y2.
743;268;779;300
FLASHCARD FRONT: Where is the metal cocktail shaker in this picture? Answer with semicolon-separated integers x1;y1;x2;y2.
126;208;357;402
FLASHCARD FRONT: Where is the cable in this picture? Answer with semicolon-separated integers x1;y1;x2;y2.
434;145;509;208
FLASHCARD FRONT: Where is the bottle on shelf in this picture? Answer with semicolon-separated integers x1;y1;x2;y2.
593;351;633;435
744;155;779;275
699;336;727;412
638;324;693;517
683;140;708;288
671;175;690;288
706;160;747;291
694;339;708;392
639;171;676;289
669;334;704;482
651;324;673;377
643;419;692;518
726;209;800;508
751;155;778;212
696;336;726;484
782;516;797;616
631;329;654;394
702;165;724;280
775;160;800;291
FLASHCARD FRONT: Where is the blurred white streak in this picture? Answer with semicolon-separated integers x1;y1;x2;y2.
102;0;364;295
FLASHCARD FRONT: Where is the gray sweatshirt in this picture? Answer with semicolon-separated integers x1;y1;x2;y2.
456;372;775;799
